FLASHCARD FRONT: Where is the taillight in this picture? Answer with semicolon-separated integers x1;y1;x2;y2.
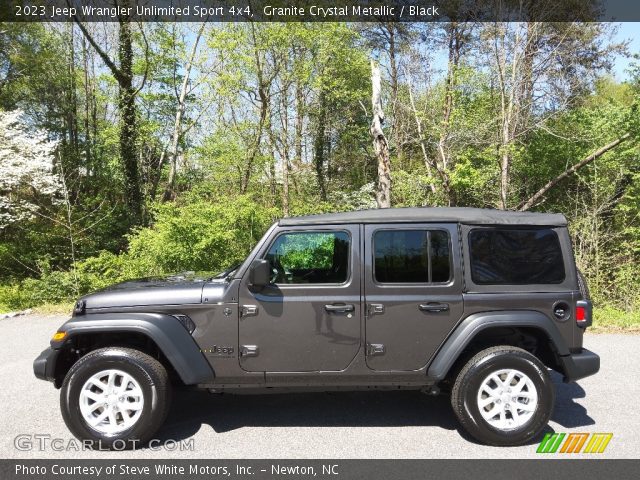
576;300;591;328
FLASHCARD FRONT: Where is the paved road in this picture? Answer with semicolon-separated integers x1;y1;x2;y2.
1;314;637;459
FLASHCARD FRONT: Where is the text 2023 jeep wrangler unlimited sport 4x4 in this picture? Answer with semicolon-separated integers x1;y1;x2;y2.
34;207;599;448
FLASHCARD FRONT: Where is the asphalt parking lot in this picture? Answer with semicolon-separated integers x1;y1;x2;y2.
1;314;637;459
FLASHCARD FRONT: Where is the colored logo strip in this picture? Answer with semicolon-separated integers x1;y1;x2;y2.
537;433;613;454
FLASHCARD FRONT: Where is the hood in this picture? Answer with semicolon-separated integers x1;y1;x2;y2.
77;272;225;311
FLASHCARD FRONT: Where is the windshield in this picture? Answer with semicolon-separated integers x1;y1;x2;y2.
211;263;242;280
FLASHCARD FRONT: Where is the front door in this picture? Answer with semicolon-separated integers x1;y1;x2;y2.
364;223;464;371
238;225;361;372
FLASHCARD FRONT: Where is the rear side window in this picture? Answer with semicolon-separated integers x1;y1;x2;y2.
374;230;451;283
468;228;565;285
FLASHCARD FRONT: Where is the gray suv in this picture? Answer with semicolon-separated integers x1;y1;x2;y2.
34;207;599;448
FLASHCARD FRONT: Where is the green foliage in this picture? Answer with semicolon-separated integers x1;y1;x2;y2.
1;22;640;330
592;306;640;332
392;171;437;207
0;196;279;310
127;197;278;273
272;233;336;270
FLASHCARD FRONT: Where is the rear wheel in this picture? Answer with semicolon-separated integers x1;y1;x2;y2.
451;346;554;446
60;347;171;450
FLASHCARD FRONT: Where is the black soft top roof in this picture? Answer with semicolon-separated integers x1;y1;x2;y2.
279;207;567;227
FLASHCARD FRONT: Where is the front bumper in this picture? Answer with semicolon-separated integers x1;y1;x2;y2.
33;347;59;383
559;348;600;382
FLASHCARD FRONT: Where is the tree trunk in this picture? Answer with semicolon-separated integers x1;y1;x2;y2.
495;23;525;210
67;23;79;158
293;80;303;195
313;90;327;201
436;22;465;206
269;142;277;202
282;154;290;217
163;23;205;202
370;61;391;208
118;18;142;225
518;22;538;131
74;10;143;225
241;24;269;194
405;70;436;194
518;133;631;211
82;37;91;171
387;24;402;165
279;90;290;216
241;83;268;194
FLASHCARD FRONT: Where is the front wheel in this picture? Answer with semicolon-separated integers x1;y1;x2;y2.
451;346;554;446
60;347;171;450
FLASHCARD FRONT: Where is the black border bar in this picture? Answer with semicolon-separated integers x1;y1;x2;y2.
2;0;640;22
2;459;640;480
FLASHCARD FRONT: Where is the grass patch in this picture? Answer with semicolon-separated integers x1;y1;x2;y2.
0;302;72;316
31;302;74;316
590;306;640;333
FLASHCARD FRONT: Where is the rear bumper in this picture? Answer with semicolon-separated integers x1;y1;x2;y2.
33;347;59;383
559;348;600;382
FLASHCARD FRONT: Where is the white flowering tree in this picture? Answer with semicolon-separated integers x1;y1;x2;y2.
0;110;61;229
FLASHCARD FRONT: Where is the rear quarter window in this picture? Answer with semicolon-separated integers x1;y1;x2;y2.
468;228;565;285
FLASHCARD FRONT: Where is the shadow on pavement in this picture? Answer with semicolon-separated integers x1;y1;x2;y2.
156;371;595;443
157;388;457;441
550;371;595;429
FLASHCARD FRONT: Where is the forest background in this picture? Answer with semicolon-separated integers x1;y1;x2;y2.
1;18;639;330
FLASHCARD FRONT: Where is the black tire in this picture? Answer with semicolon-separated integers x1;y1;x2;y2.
451;346;554;446
60;347;171;450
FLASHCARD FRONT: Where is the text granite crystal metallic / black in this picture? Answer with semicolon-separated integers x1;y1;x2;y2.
33;207;600;448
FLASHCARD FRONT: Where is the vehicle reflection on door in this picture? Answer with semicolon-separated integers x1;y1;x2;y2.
314;302;359;345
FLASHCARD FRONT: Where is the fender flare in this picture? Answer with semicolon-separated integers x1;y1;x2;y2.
427;310;570;380
53;312;215;385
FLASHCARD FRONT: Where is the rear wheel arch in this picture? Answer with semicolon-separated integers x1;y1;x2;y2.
428;311;570;382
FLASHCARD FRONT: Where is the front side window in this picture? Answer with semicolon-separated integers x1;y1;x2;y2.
265;231;350;284
469;228;565;285
374;230;451;283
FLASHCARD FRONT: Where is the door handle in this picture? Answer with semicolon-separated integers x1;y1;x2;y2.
324;303;355;313
240;345;259;357
419;302;450;313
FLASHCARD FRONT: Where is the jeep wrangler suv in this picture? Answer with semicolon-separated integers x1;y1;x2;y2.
34;207;599;448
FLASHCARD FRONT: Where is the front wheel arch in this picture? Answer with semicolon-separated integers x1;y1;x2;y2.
53;331;180;388
52;313;215;385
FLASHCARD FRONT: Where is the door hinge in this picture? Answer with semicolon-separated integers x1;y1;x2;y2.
241;305;259;318
240;345;259;357
367;343;386;356
368;303;385;316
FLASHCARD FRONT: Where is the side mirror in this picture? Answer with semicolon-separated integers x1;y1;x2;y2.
249;259;270;289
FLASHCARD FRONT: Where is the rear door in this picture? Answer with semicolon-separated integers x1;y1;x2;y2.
364;223;463;371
